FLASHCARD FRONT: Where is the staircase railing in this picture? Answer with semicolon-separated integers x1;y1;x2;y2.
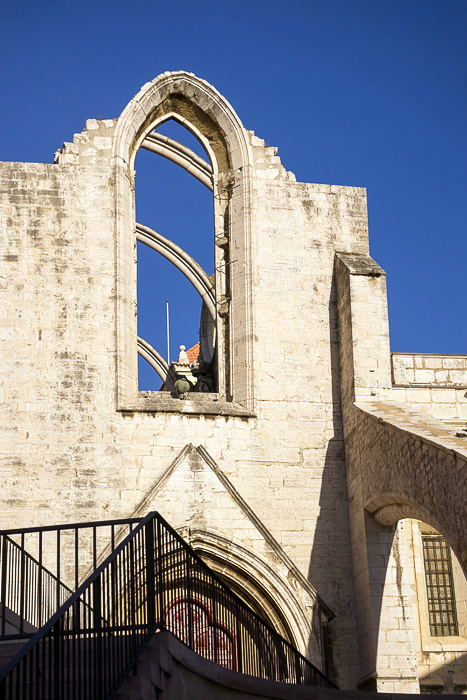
0;535;72;637
0;518;141;640
0;513;336;698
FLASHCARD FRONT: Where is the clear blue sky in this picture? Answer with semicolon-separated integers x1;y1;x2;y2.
1;0;466;389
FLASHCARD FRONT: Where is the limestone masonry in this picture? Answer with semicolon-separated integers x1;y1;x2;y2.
0;72;466;693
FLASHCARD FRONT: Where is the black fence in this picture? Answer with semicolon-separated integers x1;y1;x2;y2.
0;512;336;698
0;535;71;637
0;518;140;640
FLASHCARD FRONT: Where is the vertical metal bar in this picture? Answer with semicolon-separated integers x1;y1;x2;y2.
21;644;27;699
186;553;193;650
145;520;156;634
27;555;32;627
108;558;114;696
295;648;302;685
74;528;79;591
63;608;68;700
1;536;8;636
56;530;61;614
38;531;43;628
129;535;136;647
139;527;144;639
12;544;17;632
53;621;60;700
157;518;164;628
41;633;46;699
72;604;77;700
110;556;117;672
124;544;129;666
119;547;125;675
212;579;218;665
32;638;37;700
93;577;102;697
19;534;25;634
85;586;89;700
93;526;97;571
103;564;110;694
235;597;242;673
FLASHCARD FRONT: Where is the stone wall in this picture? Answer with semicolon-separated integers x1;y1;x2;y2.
392;353;467;387
391;354;467;430
0;80;371;687
1;72;466;694
405;520;467;693
335;253;467;691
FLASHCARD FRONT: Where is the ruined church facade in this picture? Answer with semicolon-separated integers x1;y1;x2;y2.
0;72;466;693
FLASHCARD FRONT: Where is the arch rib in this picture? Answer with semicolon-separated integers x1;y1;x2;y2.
141;132;213;191
137;336;176;391
136;222;216;321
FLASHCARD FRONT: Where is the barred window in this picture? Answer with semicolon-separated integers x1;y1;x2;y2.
422;535;458;636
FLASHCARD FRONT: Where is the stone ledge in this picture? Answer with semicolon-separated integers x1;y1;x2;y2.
123;630;464;699
335;252;385;277
392;352;467;358
118;394;255;418
354;400;467;458
392;383;467;389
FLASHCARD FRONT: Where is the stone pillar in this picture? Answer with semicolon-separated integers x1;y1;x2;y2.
365;517;419;692
335;252;419;691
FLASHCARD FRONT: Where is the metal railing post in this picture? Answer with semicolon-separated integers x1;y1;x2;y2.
38;531;43;627
52;621;60;700
93;578;103;696
295;652;302;685
145;519;156;633
210;577;217;665
19;534;25;635
157;517;164;628
235;597;242;673
1;535;8;636
186;554;193;649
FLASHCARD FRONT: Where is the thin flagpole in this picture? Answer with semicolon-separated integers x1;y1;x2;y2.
166;299;170;365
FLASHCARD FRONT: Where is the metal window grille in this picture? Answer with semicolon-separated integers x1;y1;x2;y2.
422;535;458;636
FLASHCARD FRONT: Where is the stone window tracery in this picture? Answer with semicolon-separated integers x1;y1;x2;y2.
113;72;257;413
134;119;218;395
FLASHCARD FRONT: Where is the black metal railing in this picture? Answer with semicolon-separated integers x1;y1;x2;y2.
0;513;336;698
0;535;71;637
0;518;141;640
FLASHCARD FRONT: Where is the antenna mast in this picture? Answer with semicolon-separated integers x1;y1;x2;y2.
166;299;170;365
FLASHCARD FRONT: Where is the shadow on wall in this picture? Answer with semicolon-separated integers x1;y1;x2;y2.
306;279;359;689
366;514;467;694
306;274;467;693
418;653;467;694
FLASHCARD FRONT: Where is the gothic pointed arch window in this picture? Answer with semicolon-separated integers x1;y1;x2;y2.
112;72;256;413
135;118;218;394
